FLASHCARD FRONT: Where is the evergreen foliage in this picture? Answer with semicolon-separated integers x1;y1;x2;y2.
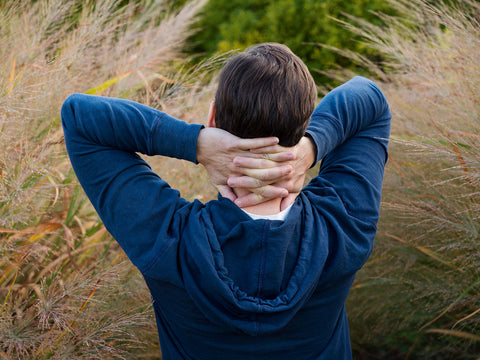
189;0;396;83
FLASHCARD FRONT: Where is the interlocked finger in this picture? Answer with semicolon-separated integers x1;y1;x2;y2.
236;137;279;151
228;176;267;189
234;165;293;182
262;153;272;161
250;185;288;198
234;185;288;208
249;144;285;154
234;156;278;169
236;150;294;162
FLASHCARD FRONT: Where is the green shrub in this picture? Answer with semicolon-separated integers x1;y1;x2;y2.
188;0;396;84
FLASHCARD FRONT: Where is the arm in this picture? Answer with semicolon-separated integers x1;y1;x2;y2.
61;94;283;269
305;76;391;223
61;94;203;271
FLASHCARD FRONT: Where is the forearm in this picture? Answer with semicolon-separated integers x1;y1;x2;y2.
61;93;202;163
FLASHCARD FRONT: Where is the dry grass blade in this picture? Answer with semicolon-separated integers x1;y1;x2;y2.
6;58;16;95
85;70;137;96
1;0;211;358
453;307;480;329
419;277;480;331
38;279;102;357
424;329;480;342
343;0;480;358
0;268;19;316
385;233;461;271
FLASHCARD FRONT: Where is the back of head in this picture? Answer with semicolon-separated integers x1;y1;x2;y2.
215;43;316;146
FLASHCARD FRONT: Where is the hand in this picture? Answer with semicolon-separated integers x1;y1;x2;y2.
196;127;294;203
227;136;316;209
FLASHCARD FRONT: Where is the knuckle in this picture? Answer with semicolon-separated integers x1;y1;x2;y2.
225;140;237;151
259;172;268;181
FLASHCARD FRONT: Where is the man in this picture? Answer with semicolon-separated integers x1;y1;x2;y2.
62;43;391;359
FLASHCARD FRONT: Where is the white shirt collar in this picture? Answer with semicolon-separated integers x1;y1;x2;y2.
242;203;294;221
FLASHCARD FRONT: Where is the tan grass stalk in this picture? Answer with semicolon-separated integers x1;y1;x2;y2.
1;0;214;358
336;0;480;358
425;329;480;342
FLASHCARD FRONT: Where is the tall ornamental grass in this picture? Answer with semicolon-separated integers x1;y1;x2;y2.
0;0;213;358
334;0;480;358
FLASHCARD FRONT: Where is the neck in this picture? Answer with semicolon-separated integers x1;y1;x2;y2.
234;188;283;216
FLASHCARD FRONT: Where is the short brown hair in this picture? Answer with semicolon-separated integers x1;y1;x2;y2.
214;43;316;146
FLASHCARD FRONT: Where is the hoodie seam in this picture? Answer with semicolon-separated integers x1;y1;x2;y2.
256;220;270;298
254;220;270;336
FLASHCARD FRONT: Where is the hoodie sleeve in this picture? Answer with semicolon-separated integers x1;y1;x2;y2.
305;76;392;225
61;94;203;271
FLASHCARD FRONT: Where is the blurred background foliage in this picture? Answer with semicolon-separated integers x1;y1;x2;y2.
187;0;396;84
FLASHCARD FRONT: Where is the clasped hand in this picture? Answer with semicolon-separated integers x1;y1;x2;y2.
197;128;315;209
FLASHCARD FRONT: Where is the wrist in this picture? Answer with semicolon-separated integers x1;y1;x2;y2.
196;128;208;165
301;135;316;168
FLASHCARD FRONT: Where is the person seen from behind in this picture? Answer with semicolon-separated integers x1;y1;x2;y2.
61;42;392;359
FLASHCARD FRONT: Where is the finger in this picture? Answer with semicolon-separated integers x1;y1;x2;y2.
228;175;267;188
235;165;293;182
234;186;288;208
234;193;263;208
235;151;295;163
217;185;237;202
266;151;296;162
233;156;279;169
236;137;279;151
248;144;286;154
280;193;299;210
250;185;288;199
275;177;303;193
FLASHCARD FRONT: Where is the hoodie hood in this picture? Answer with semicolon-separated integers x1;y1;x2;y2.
179;194;330;336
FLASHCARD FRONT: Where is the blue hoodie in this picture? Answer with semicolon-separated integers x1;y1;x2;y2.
61;76;391;359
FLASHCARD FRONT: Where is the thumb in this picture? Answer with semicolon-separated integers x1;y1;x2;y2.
217;185;237;202
280;193;298;211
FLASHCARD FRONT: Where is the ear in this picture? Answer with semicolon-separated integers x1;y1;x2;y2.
207;101;216;128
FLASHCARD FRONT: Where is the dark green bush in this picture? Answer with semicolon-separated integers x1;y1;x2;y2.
188;0;395;84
